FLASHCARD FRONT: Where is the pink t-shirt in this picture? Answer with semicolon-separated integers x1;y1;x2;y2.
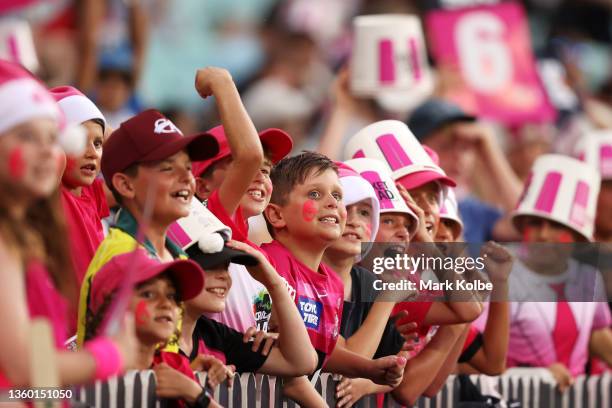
205;191;272;332
260;240;344;366
501;259;611;376
61;179;109;285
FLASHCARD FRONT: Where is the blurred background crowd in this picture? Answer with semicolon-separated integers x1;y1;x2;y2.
2;0;611;169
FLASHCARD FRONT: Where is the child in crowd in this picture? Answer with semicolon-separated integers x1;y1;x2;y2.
76;106;218;346
338;157;471;406
181;239;317;378
262;152;407;382
0;60;135;388
191;82;292;331
50;86;109;287
435;189;511;376
508;154;612;390
86;250;218;407
322;161;416;407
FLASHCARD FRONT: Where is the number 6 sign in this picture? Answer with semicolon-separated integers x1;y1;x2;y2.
426;2;555;124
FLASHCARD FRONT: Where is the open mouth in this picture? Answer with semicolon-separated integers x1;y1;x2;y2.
154;315;174;324
247;189;265;201
342;231;362;241
206;287;227;298
80;163;96;174
171;189;191;203
319;216;339;225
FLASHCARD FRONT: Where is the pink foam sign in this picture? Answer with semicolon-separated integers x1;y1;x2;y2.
360;170;395;210
534;171;562;214
426;2;555;125
600;145;612;177
376;133;413;171
379;39;395;84
167;222;192;248
569;181;589;228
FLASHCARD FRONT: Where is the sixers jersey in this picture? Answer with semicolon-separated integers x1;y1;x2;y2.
262;240;344;366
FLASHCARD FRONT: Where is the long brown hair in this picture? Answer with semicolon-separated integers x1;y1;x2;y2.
0;186;77;306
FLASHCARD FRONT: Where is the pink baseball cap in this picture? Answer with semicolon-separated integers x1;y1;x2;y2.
191;125;293;177
49;86;106;131
0;60;61;134
89;250;205;314
397;144;455;192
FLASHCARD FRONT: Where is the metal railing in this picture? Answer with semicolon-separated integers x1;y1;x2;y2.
72;370;612;407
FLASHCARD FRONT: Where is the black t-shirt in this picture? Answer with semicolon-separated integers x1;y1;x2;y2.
186;316;269;373
340;266;405;359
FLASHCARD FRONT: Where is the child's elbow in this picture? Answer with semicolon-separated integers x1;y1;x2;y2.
480;361;506;376
298;350;318;376
391;387;420;407
457;303;483;323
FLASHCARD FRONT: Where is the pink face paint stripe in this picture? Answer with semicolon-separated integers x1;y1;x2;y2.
600;145;612;177
361;170;394;210
409;38;421;81
534;171;562;214
379;39;395;83
376;133;413;171
353;149;365;159
569;181;589;228
167;223;192;248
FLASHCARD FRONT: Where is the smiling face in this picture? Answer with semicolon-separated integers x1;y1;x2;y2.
62;120;104;189
375;212;413;250
128;150;195;225
326;200;373;258
240;159;273;218
0;118;63;200
409;181;441;238
195;156;274;218
519;216;580;272
275;168;347;243
130;274;180;345
185;264;232;314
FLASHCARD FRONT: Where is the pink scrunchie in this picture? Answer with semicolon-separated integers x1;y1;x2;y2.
85;338;124;380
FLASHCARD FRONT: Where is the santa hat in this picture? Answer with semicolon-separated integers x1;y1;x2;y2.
0;60;61;135
49;86;106;131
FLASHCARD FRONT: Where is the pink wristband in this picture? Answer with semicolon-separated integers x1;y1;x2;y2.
85;338;124;380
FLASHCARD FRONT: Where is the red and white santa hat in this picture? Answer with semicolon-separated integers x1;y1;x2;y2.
49;86;106;131
512;154;601;241
0;60;61;135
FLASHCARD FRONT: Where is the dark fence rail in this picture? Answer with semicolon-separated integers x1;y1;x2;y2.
72;370;611;407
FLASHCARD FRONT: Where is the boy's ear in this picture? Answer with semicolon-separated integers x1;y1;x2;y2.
111;173;136;200
195;177;213;201
264;203;286;230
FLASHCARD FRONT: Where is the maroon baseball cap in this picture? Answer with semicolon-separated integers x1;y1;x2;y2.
191;125;293;177
101;109;219;187
89;250;205;314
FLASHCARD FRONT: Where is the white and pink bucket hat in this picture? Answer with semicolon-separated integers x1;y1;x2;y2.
512;154;601;241
0;60;61;135
344;120;455;201
575;130;612;181
440;188;463;240
344;157;419;238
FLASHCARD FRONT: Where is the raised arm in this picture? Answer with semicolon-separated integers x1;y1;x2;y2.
195;68;263;217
